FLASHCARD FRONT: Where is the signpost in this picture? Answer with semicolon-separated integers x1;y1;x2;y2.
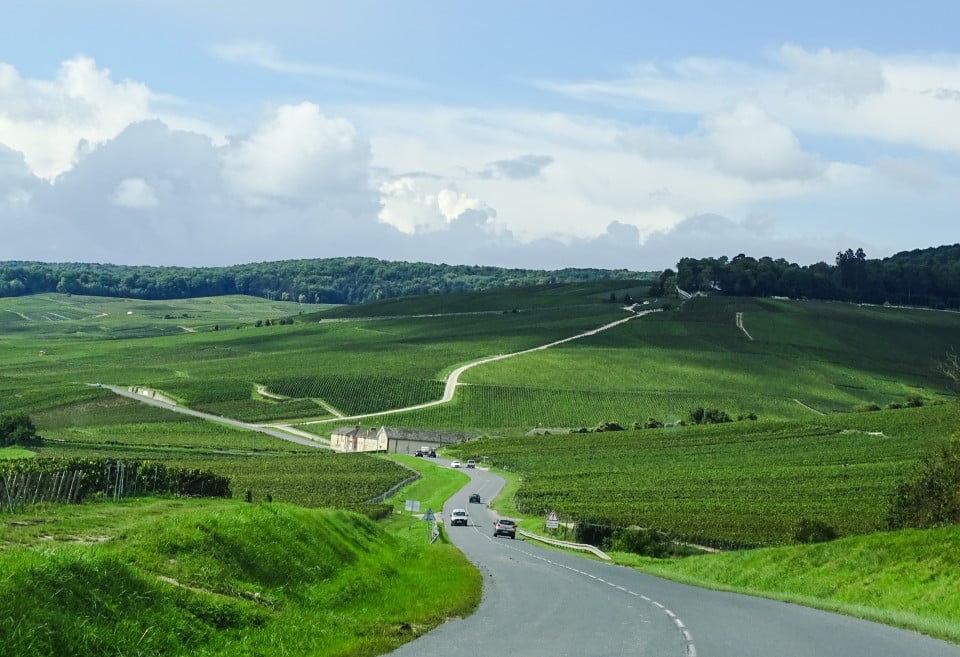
423;508;439;543
546;510;559;530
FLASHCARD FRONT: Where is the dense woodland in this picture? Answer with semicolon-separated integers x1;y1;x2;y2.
665;244;960;309
2;244;959;308
0;258;645;304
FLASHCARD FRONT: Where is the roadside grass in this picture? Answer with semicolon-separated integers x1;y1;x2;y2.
0;500;480;657
618;525;960;645
383;454;470;518
482;463;960;645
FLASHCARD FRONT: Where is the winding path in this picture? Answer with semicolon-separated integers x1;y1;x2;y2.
301;309;654;426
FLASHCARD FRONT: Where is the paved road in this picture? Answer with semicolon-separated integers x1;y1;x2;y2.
388;464;960;657
96;385;329;449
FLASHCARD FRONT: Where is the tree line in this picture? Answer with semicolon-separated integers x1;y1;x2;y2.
658;243;960;309
0;257;643;305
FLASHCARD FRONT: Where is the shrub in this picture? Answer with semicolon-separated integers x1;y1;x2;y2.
0;414;41;447
689;408;732;425
604;527;675;558
644;418;664;429
794;518;839;543
887;438;960;529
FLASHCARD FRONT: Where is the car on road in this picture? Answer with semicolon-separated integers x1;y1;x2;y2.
466;459;476;468
451;460;462;468
469;493;481;503
493;518;516;539
450;509;469;526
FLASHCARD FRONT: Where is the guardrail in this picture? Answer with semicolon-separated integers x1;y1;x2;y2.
517;529;610;560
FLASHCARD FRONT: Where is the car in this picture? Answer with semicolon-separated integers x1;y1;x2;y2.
414;450;424;457
493;518;516;539
427;450;436;458
451;460;462;468
466;459;476;468
450;509;469;526
468;493;481;504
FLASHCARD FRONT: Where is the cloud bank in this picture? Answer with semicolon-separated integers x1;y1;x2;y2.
1;47;959;271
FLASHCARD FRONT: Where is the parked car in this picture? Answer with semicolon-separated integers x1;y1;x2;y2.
469;493;481;504
451;460;462;468
466;459;476;468
450;509;469;526
493;518;516;539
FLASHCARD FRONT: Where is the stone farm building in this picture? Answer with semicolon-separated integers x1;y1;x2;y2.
330;425;476;454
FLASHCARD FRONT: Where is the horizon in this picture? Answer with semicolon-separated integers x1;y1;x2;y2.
2;2;959;270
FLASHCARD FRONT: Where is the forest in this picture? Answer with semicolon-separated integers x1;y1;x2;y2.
0;257;646;304
665;243;960;309
2;243;958;308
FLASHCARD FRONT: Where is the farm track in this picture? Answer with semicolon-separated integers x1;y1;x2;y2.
97;385;331;449
98;309;652;444
301;309;656;426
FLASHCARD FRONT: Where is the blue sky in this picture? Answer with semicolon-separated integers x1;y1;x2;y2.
1;1;959;270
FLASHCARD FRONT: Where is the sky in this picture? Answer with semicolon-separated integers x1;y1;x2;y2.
2;1;959;271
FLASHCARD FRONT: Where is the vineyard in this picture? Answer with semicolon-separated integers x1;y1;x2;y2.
33;445;412;508
265;374;445;416
3;287;960;550
448;402;960;548
0;458;231;512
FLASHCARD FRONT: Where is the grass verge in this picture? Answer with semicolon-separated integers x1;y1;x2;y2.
0;497;481;657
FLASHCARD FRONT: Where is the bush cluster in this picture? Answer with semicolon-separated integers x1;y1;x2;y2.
0;414;42;447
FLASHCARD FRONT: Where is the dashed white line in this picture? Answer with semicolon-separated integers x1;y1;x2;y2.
492;539;697;657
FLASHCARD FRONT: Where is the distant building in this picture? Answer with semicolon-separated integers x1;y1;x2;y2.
329;425;476;454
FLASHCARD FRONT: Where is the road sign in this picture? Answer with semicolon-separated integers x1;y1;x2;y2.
546;510;559;529
423;508;435;522
405;500;421;512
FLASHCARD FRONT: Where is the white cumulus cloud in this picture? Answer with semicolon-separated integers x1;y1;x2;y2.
111;178;158;208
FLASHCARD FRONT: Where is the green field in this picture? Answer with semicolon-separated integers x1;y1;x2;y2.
2;284;960;649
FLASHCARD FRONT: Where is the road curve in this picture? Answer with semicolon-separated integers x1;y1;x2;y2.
387;464;960;657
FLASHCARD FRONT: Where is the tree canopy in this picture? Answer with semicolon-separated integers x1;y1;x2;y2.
671;244;960;309
0;257;648;305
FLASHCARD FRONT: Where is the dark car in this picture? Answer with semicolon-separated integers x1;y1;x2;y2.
469;493;481;504
428;450;437;458
493;518;516;539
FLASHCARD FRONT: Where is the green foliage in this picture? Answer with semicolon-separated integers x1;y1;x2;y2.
0;413;40;446
641;524;960;645
688;407;732;424
0;257;649;304
604;527;692;557
794;518;839;543
0;458;231;510
451;404;960;547
887;437;960;529
0;503;481;657
676;244;960;309
266;374;445;415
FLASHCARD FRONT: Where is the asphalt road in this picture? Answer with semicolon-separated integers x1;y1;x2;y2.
388;463;960;657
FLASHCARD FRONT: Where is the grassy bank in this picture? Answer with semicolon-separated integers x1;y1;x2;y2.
623;525;960;644
0;498;480;657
